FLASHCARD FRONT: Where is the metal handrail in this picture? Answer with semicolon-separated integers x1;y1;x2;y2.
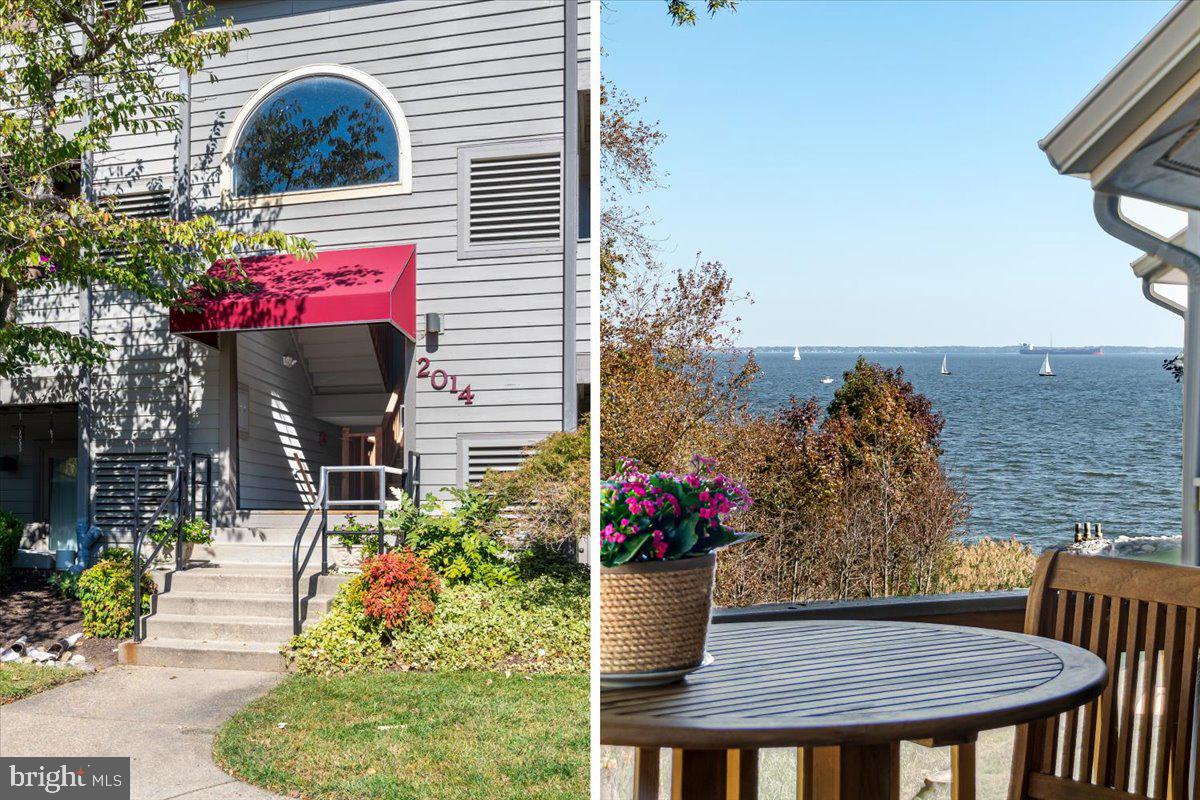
290;464;409;635
291;480;327;636
132;465;182;643
131;454;215;642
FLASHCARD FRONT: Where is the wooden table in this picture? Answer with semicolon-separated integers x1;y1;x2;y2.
601;619;1108;800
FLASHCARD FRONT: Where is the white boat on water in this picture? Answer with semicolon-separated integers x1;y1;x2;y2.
940;355;951;375
792;347;801;361
819;376;834;384
1039;354;1055;377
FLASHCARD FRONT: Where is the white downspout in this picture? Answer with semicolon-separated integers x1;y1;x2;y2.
1094;191;1199;566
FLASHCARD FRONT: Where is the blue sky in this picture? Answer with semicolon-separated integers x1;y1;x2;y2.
602;0;1184;347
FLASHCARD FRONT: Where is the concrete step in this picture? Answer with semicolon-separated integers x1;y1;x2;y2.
210;526;379;546
145;613;296;644
119;638;286;672
153;591;334;620
231;510;379;528
161;566;353;596
189;541;300;564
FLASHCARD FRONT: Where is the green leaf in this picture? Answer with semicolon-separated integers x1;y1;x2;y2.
666;514;699;558
607;532;650;566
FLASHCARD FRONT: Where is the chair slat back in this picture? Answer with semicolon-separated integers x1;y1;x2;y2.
1010;552;1200;800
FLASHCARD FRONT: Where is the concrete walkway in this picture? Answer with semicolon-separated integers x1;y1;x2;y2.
0;666;287;800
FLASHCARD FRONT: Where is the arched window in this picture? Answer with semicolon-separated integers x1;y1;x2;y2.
225;66;411;201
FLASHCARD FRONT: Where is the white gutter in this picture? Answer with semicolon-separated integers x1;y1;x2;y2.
1094;191;1200;565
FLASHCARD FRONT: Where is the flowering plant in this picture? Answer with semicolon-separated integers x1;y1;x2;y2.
600;457;752;567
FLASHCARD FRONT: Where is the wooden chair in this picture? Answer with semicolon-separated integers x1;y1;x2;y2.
1006;551;1200;799
642;551;1200;800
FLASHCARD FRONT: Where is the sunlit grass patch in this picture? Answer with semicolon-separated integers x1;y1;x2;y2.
213;670;588;800
0;663;83;705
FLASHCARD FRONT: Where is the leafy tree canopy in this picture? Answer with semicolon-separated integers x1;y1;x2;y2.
666;0;737;26
0;0;311;378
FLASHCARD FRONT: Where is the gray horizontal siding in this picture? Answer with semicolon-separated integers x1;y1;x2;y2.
12;0;589;504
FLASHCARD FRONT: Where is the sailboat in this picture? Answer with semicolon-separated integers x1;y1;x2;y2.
940;355;951;376
792;347;801;361
1039;354;1055;377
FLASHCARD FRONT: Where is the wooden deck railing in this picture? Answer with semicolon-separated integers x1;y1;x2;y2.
713;589;1029;633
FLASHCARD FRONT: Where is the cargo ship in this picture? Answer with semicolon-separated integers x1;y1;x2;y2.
1019;343;1103;356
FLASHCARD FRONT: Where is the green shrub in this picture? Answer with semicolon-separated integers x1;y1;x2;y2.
332;514;382;558
394;574;589;674
0;509;23;584
149;515;213;547
482;426;590;551
47;570;80;600
386;490;517;587
77;548;155;639
283;579;394;676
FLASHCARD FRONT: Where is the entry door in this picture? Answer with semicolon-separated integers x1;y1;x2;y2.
44;446;78;554
340;429;378;501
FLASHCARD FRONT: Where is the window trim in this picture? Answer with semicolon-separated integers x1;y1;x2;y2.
219;64;413;208
457;137;565;260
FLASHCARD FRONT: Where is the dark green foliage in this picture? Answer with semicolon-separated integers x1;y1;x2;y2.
0;509;22;583
76;548;154;639
46;570;80;600
385;490;518;587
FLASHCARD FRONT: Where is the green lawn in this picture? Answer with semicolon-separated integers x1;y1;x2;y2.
213;671;588;800
0;663;83;704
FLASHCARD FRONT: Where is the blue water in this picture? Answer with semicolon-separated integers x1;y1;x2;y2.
745;351;1182;552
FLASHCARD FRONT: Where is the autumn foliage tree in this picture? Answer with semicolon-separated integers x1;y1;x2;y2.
0;0;310;377
599;78;757;474
600;26;1028;602
716;359;975;605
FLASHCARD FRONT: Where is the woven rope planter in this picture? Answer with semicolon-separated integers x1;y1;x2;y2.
600;552;716;676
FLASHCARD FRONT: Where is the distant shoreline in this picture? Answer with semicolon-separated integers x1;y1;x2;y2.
746;345;1179;355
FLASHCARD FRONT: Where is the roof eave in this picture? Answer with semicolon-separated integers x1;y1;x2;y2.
1040;1;1200;178
1131;227;1189;283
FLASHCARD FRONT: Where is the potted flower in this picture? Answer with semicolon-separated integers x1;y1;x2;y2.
600;457;753;684
147;516;213;565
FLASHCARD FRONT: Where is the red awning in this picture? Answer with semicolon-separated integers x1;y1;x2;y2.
169;244;416;347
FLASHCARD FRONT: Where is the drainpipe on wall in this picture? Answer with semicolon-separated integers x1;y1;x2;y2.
1094;191;1200;566
561;0;579;432
174;66;192;494
77;9;95;530
1142;269;1187;317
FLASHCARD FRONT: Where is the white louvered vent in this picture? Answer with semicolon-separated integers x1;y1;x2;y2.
464;151;562;251
93;452;170;536
104;189;171;219
97;190;171;267
458;435;539;486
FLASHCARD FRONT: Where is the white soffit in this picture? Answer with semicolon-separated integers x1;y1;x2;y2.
1040;1;1200;178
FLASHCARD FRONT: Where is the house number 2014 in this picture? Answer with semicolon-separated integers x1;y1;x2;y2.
416;357;475;405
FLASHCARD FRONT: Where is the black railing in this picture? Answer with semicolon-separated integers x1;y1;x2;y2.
291;464;409;635
131;453;214;643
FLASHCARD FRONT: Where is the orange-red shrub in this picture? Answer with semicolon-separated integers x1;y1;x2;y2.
359;550;441;631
